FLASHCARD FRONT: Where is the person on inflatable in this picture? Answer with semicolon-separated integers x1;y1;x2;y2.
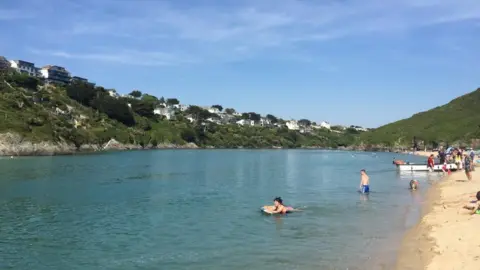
263;197;293;214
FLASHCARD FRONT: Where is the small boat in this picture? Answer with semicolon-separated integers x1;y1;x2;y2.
395;163;458;172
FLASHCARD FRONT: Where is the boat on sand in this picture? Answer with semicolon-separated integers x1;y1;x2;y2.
395;163;458;172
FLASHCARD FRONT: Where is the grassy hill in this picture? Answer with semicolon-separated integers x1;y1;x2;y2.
0;70;361;152
359;88;480;149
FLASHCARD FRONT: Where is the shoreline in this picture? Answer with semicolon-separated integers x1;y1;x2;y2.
396;152;480;269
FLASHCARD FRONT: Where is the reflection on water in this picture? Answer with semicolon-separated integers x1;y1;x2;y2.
0;150;438;270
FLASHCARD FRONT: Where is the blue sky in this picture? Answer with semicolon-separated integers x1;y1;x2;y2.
1;0;479;127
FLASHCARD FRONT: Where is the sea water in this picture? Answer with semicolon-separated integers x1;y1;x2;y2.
0;150;439;269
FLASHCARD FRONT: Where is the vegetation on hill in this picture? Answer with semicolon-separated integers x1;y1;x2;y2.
359;88;480;149
0;69;361;150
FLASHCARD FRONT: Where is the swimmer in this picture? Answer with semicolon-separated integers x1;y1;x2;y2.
359;169;370;193
409;179;419;190
263;197;294;214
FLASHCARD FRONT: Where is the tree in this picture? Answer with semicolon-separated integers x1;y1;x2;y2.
130;99;155;118
66;82;97;106
298;119;311;127
241;112;261;121
181;128;197;143
225;108;235;114
6;73;41;91
159;96;165;104
129;90;142;98
166;98;180;105
266;114;278;123
90;93;136;126
141;94;158;104
185;106;211;122
212;105;223;112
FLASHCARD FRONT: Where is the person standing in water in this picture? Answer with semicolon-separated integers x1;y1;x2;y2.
359;169;370;193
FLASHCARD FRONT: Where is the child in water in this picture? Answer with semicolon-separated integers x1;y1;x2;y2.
409;179;419;190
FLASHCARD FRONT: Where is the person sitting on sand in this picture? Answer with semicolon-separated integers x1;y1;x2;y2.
409;179;419;190
463;191;480;215
263;197;294;214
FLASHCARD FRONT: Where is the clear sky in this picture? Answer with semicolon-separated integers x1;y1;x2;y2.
1;0;479;127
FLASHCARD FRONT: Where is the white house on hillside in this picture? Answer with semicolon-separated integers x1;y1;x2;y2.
259;117;272;127
108;90;119;98
40;65;71;85
207;107;221;114
286;120;299;130
154;107;175;120
236;119;255;126
320;121;331;129
9;60;37;77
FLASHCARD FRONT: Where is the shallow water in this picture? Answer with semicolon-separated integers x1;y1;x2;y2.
0;150;439;269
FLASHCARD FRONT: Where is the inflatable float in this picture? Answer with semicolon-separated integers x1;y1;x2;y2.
260;206;295;214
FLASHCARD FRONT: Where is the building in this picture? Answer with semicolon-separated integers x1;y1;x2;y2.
178;104;189;111
206;117;221;124
286;120;300;130
9;60;37;77
71;76;95;87
259;117;272;127
208;107;221;114
236;119;255;126
40;65;71;85
319;121;331;129
350;125;368;132
154;107;175;120
108;90;119;98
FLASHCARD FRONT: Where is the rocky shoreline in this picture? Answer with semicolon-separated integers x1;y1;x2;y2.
0;132;401;157
0;133;199;156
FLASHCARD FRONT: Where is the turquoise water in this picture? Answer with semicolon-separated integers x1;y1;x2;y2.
0;150;438;269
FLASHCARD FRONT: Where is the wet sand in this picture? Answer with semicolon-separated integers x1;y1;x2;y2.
396;155;480;269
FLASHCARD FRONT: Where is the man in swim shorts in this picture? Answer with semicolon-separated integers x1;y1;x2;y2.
359;169;370;193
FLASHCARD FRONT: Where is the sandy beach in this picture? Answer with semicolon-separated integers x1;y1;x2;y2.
396;151;480;270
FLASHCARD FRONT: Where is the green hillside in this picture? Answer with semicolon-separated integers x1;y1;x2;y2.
0;69;360;150
359;88;480;148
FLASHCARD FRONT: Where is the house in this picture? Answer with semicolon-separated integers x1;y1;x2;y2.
350;125;368;132
178;104;189;111
108;90;119;98
286;120;300;130
40;65;71;85
9;60;37;77
319;121;331;129
154;107;175;120
208;107;221;114
206;117;221;124
259;117;272;127
236;119;255;126
71;76;96;87
300;126;313;134
185;115;195;123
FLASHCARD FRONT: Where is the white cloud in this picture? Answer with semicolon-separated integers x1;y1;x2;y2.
20;0;480;65
28;49;198;67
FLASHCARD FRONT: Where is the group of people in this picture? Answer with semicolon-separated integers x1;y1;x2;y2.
428;147;476;180
264;169;372;215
